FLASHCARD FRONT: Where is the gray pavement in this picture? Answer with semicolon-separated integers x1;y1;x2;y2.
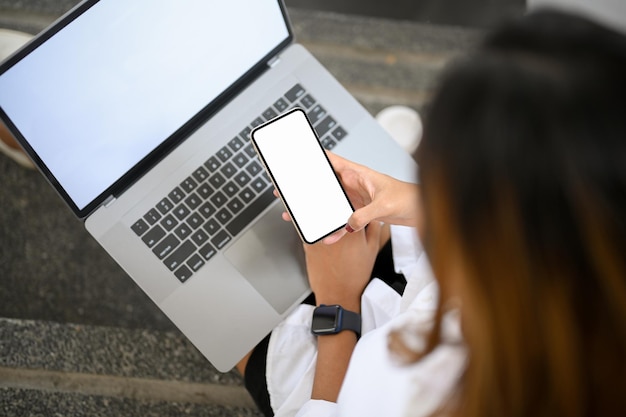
0;1;483;415
287;0;525;28
0;318;259;416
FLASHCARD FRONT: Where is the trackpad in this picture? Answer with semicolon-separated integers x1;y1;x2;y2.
224;203;310;314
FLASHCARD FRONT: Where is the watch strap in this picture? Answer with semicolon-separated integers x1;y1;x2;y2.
339;307;361;339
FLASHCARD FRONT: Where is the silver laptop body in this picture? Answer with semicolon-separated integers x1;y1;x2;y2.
0;0;417;371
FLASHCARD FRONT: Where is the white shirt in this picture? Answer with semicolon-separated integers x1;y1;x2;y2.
266;226;466;417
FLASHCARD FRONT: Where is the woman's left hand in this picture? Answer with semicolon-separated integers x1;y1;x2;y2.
303;220;383;311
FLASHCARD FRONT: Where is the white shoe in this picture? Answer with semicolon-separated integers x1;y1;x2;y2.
0;28;33;61
375;105;422;154
0;29;35;169
0;133;36;169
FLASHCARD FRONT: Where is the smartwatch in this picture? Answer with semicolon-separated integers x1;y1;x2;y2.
311;304;361;339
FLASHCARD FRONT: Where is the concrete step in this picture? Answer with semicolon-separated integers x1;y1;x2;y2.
289;8;482;113
0;317;261;416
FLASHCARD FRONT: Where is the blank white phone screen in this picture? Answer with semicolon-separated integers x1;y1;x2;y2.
252;109;353;243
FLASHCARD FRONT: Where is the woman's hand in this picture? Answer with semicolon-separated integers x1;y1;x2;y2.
322;152;422;244
275;151;421;244
304;220;383;311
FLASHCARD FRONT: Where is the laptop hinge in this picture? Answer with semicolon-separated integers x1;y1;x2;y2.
103;195;116;208
267;56;281;68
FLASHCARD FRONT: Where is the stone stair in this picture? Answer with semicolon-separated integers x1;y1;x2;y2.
0;318;258;416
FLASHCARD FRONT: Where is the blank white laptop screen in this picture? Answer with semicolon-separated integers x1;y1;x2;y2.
0;0;289;211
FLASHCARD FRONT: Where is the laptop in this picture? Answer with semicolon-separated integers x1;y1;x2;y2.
0;0;417;372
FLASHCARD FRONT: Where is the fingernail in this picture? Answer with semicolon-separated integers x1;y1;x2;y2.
345;224;355;233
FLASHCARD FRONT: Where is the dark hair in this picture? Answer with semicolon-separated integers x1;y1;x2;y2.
413;10;626;417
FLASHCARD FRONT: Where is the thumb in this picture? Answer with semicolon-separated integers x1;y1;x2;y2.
346;204;380;233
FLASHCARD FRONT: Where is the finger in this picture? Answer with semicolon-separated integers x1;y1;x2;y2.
281;211;291;222
322;228;347;245
325;150;352;172
346;203;384;233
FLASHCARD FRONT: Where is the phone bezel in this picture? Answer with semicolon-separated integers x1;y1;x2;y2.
250;108;354;244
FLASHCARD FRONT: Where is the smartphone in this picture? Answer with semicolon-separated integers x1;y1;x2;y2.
250;108;354;244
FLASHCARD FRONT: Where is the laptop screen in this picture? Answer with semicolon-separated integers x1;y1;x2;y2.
0;0;290;216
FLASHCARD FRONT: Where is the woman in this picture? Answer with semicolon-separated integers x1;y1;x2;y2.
241;9;626;417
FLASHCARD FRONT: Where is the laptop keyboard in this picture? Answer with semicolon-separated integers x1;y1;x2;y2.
130;84;349;283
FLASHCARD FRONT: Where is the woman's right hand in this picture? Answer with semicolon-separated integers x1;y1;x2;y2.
322;151;422;244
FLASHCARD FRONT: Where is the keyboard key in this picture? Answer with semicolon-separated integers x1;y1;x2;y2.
239;126;252;142
180;176;198;193
173;204;191;220
245;160;262;177
226;187;274;236
321;136;337;150
251;177;268;193
198;202;217;219
274;97;289;112
164;240;196;271
131;219;149;236
210;191;228;208
203;218;221;236
285;84;305;102
217;146;233;163
223;181;239;198
216;208;233;225
156;197;174;215
315;115;337;138
234;171;251;188
192;166;209;182
238;187;256;204
196;183;214;199
168;187;185;204
263;107;278;120
186;254;205;272
184;193;202;210
174;265;193;283
143;209;161;225
160;214;178;231
243;143;257;158
204;156;221;172
299;94;315;109
199;242;217;261
174;223;192;240
153;234;180;260
227;197;244;214
233;152;249;168
142;225;165;248
191;229;209;246
208;172;226;189
251;117;264;128
229;137;244;152
160;214;178;232
332;126;347;141
187;212;204;230
308;104;327;125
220;162;237;178
211;230;231;249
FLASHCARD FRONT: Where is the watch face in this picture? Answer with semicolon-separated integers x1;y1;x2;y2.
312;305;340;333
